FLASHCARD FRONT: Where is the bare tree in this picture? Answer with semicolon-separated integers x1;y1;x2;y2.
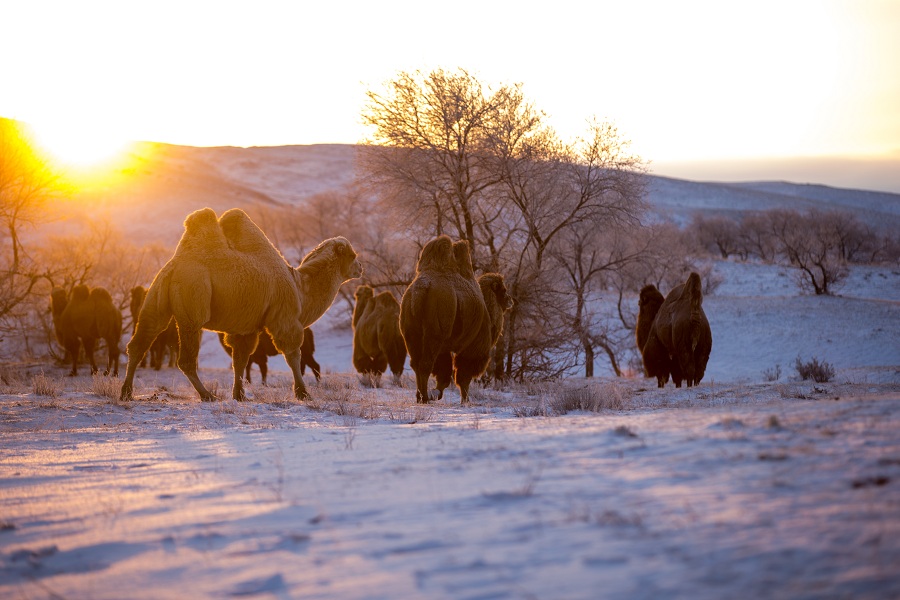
689;214;744;259
768;209;848;295
360;70;647;381
0;119;63;325
361;68;526;256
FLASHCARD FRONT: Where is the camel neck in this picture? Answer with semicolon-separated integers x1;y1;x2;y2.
294;265;344;327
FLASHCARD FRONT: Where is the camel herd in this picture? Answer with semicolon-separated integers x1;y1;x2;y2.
48;208;712;403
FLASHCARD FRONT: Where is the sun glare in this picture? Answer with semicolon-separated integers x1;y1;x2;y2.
29;121;133;170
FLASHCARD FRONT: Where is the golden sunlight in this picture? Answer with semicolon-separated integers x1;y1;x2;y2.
28;120;133;169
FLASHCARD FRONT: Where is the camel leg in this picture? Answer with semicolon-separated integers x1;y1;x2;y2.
176;326;216;401
303;354;322;382
225;332;257;400
105;335;120;377
67;341;81;377
84;338;98;375
121;313;171;400
283;348;309;400
411;346;440;404
432;352;453;401
454;354;489;405
258;355;268;386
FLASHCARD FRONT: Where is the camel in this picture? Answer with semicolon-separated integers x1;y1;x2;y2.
352;286;407;385
400;235;511;404
131;285;178;370
351;285;376;375
120;207;361;402
636;284;673;386
52;284;123;376
643;272;712;388
218;327;320;385
430;270;513;401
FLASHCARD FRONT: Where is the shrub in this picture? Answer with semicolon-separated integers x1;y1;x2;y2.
794;356;835;383
762;364;782;382
32;371;60;397
550;382;626;414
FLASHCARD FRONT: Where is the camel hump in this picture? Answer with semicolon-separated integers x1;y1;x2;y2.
177;207;229;254
374;290;399;310
89;287;114;305
184;207;219;233
218;208;279;256
416;235;456;274
71;285;90;302
685;272;703;308
452;240;475;280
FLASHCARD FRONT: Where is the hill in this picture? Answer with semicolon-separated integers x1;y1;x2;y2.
58;142;900;245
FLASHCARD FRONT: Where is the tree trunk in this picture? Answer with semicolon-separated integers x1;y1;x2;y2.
584;343;594;378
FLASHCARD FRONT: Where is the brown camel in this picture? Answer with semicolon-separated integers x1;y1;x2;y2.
431;270;513;400
352;287;407;385
120;207;361;402
219;327;320;385
351;285;376;375
643;272;712;388
400;236;509;404
52;284;123;376
636;284;674;387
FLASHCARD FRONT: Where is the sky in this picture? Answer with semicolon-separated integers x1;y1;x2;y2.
3;0;900;192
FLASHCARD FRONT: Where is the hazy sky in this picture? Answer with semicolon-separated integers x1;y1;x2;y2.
3;0;899;189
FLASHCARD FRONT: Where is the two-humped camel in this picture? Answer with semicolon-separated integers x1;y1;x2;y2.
121;207;361;401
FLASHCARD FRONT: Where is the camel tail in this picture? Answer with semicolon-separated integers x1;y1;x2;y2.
686;272;703;351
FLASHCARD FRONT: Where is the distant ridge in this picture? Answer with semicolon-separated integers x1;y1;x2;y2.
40;141;900;244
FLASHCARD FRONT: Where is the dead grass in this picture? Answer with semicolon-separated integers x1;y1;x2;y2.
550;381;627;414
32;371;61;398
92;374;120;400
309;376;383;420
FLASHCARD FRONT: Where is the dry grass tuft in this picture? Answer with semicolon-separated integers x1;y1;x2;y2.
32;371;61;398
310;376;383;420
92;374;120;400
550;381;627;414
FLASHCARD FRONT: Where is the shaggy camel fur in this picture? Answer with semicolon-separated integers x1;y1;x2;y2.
431;271;513;400
352;286;407;385
53;285;122;376
218;327;320;385
131;285;178;370
130;286;149;368
643;272;712;388
636;284;672;386
401;236;509;404
351;285;376;374
120;207;361;401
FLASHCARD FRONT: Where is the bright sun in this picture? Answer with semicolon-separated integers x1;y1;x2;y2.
28;121;133;169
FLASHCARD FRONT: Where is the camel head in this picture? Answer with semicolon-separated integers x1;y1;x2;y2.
300;236;362;282
479;273;513;312
639;285;665;314
49;287;68;317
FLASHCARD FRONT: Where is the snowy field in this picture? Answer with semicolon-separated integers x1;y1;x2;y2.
1;256;899;599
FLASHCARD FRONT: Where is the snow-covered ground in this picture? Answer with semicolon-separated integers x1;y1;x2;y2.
2;256;899;599
4;141;900;597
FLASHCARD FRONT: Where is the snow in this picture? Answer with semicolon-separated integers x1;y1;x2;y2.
3;148;900;597
2;257;899;598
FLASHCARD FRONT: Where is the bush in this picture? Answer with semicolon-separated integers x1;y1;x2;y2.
794;356;835;383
